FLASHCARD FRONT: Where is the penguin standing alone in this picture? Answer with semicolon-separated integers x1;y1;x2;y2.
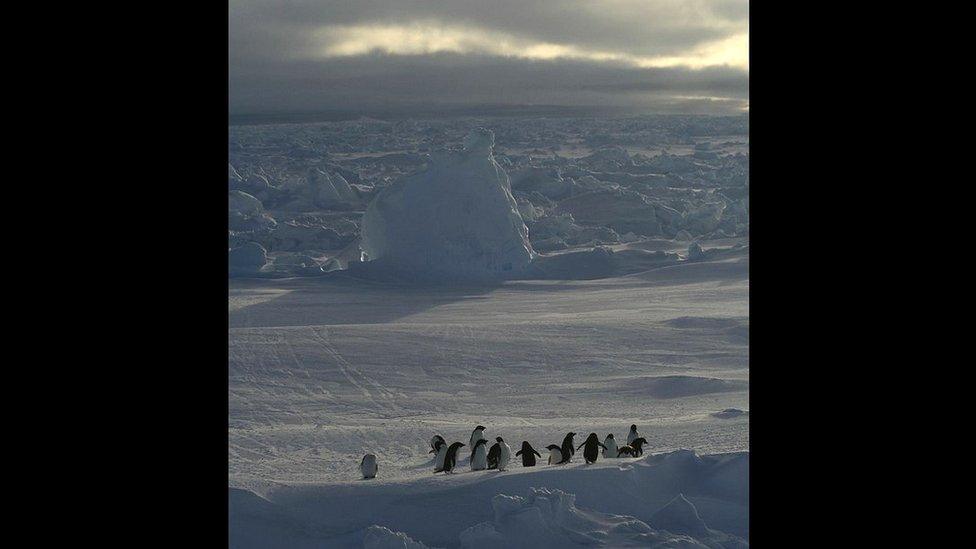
431;439;448;472
470;439;489;471
442;442;465;473
516;441;542;467
627;424;641;445
603;434;618;458
496;437;512;471
559;432;577;463
360;454;378;479
577;433;608;464
546;444;563;465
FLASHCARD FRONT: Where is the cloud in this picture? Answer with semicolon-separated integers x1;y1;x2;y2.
229;0;749;115
309;22;747;70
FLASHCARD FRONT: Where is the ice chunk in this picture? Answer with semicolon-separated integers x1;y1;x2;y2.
360;129;534;280
363;525;431;549
229;242;268;276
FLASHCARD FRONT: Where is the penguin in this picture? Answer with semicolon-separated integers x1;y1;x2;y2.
360;454;378;479
432;439;448;472
630;437;648;457
617;445;637;458
487;441;501;469
429;435;446;454
442;442;465;473
602;434;618;459
559;432;577;463
496;437;512;471
546;444;563;465
515;441;542;467
627;424;640;445
469;425;487;456
470;438;489;471
576;433;608;464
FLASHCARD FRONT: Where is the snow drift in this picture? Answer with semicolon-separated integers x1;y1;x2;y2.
228;449;748;548
360;128;535;281
458;487;745;548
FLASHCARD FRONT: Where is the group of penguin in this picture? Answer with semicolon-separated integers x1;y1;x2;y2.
361;424;649;479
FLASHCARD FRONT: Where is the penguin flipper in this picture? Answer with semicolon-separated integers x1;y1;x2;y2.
515;450;523;456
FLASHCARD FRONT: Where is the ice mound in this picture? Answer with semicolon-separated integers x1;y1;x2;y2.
360;129;534;281
364;525;432;549
229;242;269;277
712;408;749;419
627;375;748;399
229;190;263;216
459;487;726;549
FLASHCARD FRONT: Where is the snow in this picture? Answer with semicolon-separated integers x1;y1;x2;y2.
227;115;748;547
229;449;748;548
229;242;748;546
359;128;534;281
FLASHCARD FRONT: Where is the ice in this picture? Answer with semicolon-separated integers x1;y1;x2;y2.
227;114;748;547
359;128;534;281
227;115;749;279
228;450;748;548
364;526;432;549
228;241;269;276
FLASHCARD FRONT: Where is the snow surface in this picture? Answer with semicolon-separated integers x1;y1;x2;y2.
230;242;748;547
228;115;748;547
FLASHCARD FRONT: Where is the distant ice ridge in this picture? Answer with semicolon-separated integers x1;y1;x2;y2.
360;128;535;281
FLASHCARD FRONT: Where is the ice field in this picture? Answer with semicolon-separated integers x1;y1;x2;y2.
228;115;748;547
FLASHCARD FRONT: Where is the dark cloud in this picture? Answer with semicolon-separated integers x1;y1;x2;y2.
229;0;748;115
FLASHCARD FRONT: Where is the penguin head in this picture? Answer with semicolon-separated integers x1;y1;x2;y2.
606;434;614;439
495;436;504;443
476;425;486;431
546;444;561;450
630;424;637;431
587;433;599;441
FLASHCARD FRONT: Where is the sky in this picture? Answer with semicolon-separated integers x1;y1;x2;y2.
229;0;748;116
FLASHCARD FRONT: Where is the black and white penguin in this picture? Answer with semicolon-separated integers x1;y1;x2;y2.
496;437;512;471
617;445;637;458
471;438;489;471
515;441;542;467
546;444;563;465
431;439;448;472
603;434;618;459
576;433;608;464
469;426;487;456
487;441;501;469
442;442;465;473
627;424;640;445
429;435;446;454
630;437;648;457
360;454;378;479
559;432;577;463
